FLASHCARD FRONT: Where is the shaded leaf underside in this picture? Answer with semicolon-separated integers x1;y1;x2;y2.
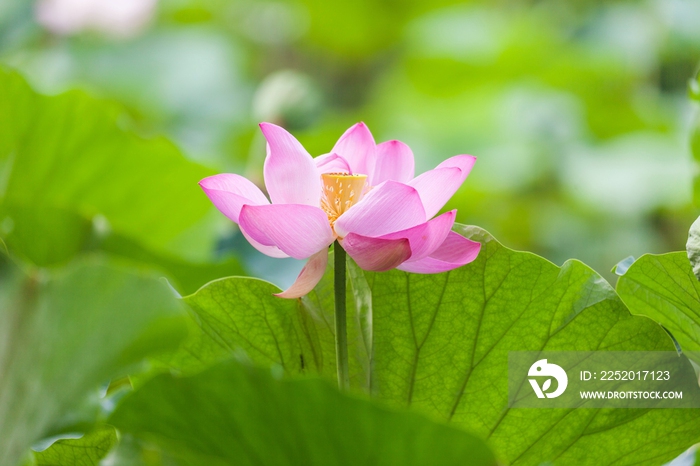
0;259;187;466
111;361;497;466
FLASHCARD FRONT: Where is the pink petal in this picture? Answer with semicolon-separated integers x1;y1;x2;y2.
239;204;334;260
260;122;322;206
340;234;412;272
199;174;269;223
397;231;481;273
371;140;415;185
408;155;476;218
436;154;477;172
276;248;328;298
334;181;426;238
331;122;376;179
315;152;351;175
380;210;456;261
239;226;289;259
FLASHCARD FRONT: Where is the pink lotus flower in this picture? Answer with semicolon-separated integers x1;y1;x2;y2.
200;122;481;298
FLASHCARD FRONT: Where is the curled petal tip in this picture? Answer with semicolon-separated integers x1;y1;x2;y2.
259;121;288;137
275;249;328;299
448;154;477;171
198;174;218;188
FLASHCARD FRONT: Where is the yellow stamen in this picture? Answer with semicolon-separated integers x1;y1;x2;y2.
321;173;367;229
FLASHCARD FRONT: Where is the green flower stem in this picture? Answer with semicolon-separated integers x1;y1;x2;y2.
334;240;349;390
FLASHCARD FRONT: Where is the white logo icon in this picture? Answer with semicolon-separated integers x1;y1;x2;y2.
528;359;568;398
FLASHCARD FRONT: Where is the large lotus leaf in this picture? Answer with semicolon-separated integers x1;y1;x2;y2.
175;278;326;376
167;253;369;387
364;226;700;465
158;226;700;465
0;68;216;265
110;360;497;466
0;258;187;466
617;252;700;363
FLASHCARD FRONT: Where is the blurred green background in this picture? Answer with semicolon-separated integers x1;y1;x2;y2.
2;0;699;287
